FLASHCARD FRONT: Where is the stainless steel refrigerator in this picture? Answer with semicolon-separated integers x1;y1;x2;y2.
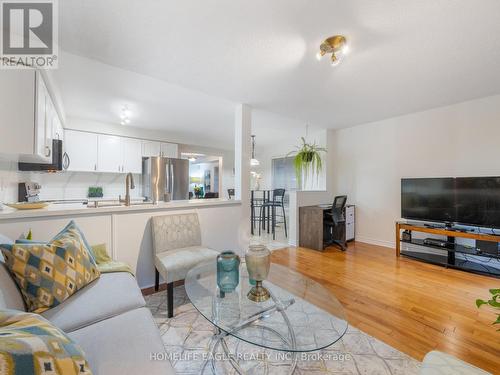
142;157;189;202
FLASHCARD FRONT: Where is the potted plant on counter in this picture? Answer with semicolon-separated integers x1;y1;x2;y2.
288;137;326;189
194;185;203;199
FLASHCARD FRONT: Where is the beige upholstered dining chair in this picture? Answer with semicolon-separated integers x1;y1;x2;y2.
151;213;219;317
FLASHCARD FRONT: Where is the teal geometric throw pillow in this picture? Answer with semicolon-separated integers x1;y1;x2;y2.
0;225;100;313
0;309;92;374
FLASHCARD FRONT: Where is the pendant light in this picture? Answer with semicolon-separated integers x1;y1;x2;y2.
251;135;260;166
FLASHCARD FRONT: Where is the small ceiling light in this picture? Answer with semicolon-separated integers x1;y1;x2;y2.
188;157;197;162
120;105;131;125
251;135;260;166
316;35;348;66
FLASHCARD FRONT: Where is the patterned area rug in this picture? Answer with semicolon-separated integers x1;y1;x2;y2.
146;287;421;375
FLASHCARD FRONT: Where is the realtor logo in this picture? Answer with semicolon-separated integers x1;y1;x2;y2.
0;0;58;69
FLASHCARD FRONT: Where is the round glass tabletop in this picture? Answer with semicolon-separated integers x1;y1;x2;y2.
185;261;348;353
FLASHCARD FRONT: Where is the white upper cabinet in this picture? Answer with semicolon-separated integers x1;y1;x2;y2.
51;107;64;142
65;130;98;172
142;141;162;157
64;129;177;174
98;134;123;173
161;142;178;158
35;73;52;161
98;135;142;174
122;138;143;174
0;69;59;162
142;141;178;158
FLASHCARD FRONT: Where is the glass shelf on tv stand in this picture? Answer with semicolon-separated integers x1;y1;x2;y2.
400;238;500;260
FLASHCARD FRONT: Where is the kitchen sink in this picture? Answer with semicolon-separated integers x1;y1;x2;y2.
87;200;154;208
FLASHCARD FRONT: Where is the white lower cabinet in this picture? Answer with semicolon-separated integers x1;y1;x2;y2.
65;130;98;172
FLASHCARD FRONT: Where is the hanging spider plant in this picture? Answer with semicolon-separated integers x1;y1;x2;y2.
287;137;326;189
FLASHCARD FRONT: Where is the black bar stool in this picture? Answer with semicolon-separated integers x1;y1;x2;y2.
251;190;266;235
259;189;287;240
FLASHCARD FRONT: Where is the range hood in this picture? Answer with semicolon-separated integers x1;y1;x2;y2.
18;139;67;172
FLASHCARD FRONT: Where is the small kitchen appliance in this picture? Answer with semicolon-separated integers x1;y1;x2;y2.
18;182;42;203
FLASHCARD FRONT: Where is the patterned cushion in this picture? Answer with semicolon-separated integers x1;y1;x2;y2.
51;221;96;262
0;226;100;313
0;309;92;375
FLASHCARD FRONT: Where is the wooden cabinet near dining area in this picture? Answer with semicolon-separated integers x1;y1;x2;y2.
299;204;355;251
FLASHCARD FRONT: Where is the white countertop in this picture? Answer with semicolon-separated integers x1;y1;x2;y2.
0;199;241;220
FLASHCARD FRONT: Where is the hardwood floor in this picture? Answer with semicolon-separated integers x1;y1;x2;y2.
271;241;500;373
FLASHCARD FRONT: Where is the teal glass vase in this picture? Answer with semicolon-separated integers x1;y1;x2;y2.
217;251;240;294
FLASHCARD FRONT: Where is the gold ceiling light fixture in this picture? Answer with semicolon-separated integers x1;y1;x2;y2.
316;35;349;66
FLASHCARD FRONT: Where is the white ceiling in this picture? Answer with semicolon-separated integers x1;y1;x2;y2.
53;52;236;149
57;0;500;147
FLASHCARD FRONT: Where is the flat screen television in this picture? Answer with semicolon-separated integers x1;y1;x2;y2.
401;178;456;223
455;177;500;228
401;177;500;228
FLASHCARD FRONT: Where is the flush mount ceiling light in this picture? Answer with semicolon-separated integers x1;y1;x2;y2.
316;35;349;66
251;135;260;166
120;106;131;125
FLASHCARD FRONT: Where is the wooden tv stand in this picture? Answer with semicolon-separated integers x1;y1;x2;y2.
395;222;500;278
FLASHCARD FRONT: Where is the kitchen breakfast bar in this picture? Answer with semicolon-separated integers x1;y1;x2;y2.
0;199;242;289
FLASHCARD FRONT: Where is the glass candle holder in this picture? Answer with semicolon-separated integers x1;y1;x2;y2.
217;251;240;295
245;244;271;302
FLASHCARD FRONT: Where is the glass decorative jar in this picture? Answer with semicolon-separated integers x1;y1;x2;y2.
216;251;240;295
245;244;271;302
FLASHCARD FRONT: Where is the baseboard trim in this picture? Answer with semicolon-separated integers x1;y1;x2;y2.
141;280;184;296
355;236;395;249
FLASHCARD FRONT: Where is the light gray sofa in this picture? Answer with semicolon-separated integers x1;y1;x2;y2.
0;234;174;375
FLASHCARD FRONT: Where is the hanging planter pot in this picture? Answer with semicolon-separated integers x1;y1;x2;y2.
288;137;326;189
303;151;314;163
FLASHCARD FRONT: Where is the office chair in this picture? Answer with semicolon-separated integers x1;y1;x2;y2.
324;195;348;251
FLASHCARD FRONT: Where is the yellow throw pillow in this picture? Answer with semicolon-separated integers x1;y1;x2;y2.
0;309;92;374
0;230;100;313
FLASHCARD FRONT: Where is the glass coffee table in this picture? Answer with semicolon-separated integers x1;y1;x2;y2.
185;262;348;374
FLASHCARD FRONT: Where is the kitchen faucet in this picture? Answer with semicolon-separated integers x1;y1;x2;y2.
119;172;135;206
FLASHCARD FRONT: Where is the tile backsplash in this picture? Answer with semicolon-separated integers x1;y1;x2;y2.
0;160;143;203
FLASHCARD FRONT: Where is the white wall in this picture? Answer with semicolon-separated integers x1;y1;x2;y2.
0;160;20;204
332;95;500;247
